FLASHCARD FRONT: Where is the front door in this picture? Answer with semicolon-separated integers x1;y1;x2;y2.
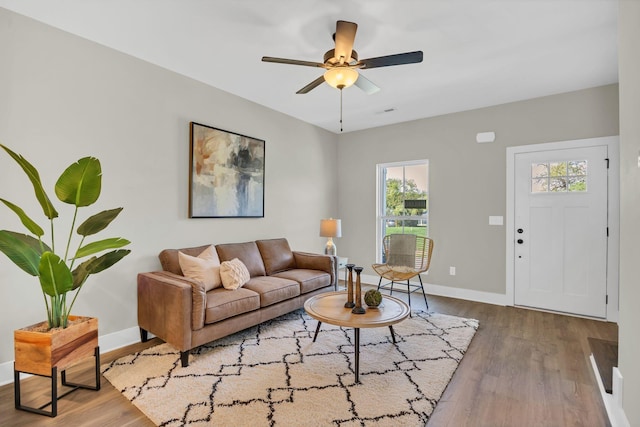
514;145;608;318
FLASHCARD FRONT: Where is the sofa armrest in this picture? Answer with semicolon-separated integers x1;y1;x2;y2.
137;272;206;352
292;252;336;287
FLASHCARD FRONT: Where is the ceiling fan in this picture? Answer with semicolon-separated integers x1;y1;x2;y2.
262;20;423;95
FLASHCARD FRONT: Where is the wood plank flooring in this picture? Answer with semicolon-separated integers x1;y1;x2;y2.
0;292;617;426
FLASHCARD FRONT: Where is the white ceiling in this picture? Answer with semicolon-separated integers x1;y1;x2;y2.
0;0;619;134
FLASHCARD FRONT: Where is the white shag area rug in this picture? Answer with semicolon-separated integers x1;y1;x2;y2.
102;309;478;426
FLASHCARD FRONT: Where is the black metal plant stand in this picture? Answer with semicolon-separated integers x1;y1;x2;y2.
14;346;101;417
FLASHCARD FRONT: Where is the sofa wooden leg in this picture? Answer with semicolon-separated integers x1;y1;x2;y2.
180;351;189;367
140;328;148;343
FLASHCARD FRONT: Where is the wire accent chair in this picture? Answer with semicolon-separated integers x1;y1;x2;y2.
372;234;434;311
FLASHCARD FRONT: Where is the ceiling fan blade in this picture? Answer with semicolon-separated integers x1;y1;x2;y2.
262;56;326;68
334;20;358;63
358;51;423;69
354;74;381;95
296;75;326;94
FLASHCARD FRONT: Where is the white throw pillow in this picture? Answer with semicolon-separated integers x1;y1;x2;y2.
219;258;251;290
178;246;222;291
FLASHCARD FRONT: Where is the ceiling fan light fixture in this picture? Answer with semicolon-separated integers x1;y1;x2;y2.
324;67;359;89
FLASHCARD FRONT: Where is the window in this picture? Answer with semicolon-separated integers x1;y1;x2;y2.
531;160;587;193
376;160;429;262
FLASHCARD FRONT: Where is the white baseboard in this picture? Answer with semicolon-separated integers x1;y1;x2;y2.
360;274;508;306
0;326;143;387
589;354;630;427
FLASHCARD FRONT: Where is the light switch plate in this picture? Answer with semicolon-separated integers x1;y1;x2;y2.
489;216;503;225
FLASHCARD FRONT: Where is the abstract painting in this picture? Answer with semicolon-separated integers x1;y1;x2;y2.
189;122;265;218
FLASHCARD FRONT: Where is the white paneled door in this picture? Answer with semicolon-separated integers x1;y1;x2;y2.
514;145;608;318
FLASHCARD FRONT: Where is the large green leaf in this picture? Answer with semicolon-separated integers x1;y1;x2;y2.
55;156;102;207
77;207;123;236
0;198;44;237
38;252;73;297
71;249;130;291
71;257;95;289
0;230;48;276
86;249;131;275
0;144;58;220
74;237;130;259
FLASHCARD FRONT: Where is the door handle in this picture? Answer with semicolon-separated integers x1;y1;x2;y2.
517;239;524;244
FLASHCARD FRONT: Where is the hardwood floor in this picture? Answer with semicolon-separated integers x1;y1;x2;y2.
0;292;617;426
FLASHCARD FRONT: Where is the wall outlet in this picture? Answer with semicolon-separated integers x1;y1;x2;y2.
449;266;456;275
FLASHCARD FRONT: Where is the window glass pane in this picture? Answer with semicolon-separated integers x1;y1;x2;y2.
384;166;404;216
568;160;587;176
404;164;428;217
549;162;567;177
550;178;567;192
568;177;587;191
532;178;548;192
531;163;549;178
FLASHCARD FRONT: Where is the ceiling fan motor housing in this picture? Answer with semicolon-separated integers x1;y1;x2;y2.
324;49;358;65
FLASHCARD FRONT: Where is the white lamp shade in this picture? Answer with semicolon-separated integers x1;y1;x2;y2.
323;68;359;89
320;218;342;238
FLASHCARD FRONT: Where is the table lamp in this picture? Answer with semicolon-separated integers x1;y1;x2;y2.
320;218;341;256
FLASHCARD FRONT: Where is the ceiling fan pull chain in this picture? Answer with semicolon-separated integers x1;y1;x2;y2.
340;88;343;132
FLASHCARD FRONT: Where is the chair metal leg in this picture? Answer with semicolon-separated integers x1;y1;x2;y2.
419;274;429;309
376;276;383;291
406;279;412;316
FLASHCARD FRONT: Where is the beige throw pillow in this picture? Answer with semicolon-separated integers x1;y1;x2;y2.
178;245;222;292
220;258;251;290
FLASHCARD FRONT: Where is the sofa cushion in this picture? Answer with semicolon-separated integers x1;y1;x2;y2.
205;287;260;324
159;244;211;275
220;258;251;290
273;269;331;294
256;238;296;275
216;241;267;277
243;276;300;307
178;246;222;291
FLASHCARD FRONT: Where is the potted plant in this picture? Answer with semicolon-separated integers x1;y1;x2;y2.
0;144;130;379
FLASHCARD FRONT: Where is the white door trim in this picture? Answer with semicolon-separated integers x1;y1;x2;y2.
506;136;620;322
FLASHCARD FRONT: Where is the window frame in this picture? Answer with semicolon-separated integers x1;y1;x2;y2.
376;159;429;263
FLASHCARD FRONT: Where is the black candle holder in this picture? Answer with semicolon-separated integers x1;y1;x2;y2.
344;264;355;308
352;267;366;314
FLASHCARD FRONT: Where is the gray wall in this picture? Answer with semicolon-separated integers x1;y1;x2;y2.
0;9;338;364
337;85;619;294
618;1;640;425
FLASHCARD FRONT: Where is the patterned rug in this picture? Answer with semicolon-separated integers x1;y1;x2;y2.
102;310;478;426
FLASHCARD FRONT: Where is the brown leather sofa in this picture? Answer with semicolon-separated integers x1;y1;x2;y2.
137;238;335;367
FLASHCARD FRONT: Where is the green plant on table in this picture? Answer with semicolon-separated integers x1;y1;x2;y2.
0;144;131;329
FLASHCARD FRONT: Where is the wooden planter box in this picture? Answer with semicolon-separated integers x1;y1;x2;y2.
14;315;98;376
14;315;100;417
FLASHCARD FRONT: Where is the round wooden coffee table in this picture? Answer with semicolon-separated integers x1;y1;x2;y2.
303;291;410;383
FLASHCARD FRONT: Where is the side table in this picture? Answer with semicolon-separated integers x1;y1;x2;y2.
336;256;348;290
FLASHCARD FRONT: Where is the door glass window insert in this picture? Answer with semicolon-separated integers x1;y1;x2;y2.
531;160;587;193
